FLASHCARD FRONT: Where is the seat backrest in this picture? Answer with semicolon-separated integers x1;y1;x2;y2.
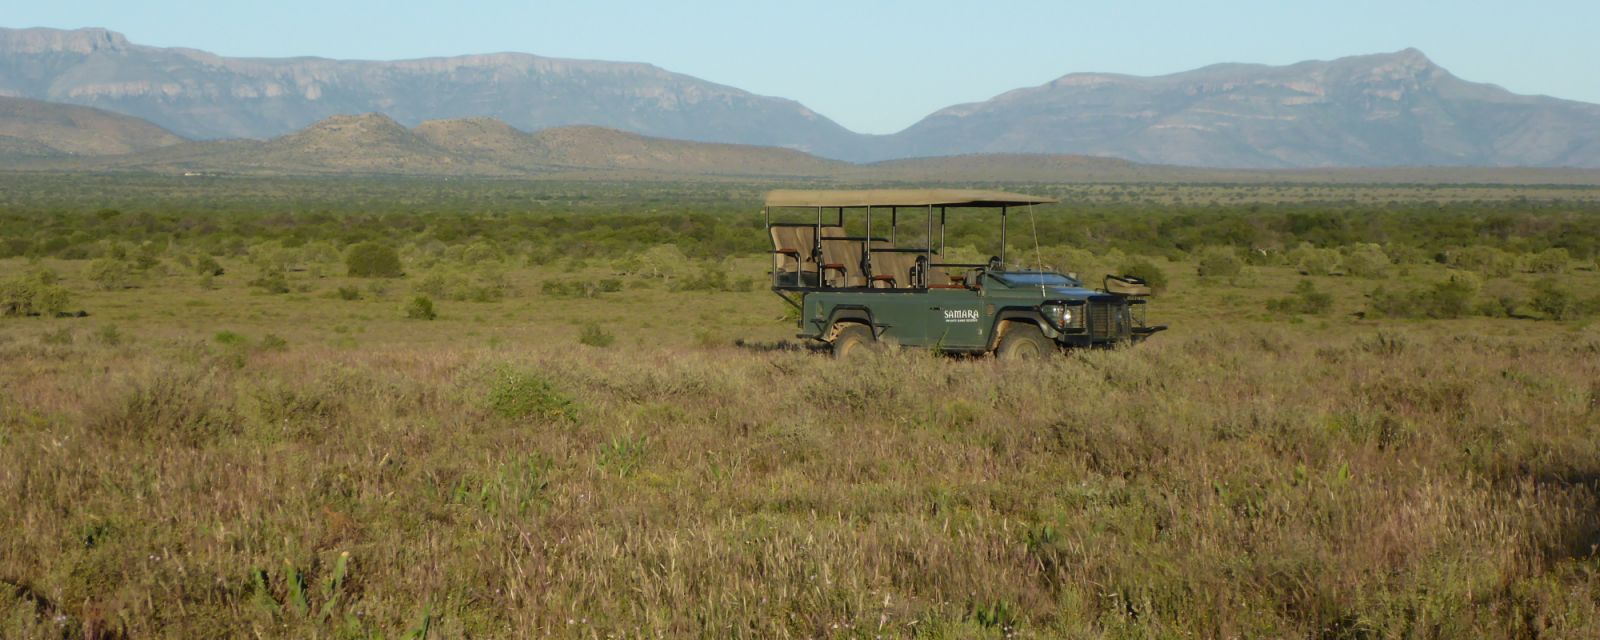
819;227;864;287
867;242;922;288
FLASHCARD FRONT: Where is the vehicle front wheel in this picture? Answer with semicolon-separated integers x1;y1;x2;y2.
831;324;876;359
995;323;1051;360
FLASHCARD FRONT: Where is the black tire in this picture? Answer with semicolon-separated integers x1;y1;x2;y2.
995;323;1051;360
831;324;875;359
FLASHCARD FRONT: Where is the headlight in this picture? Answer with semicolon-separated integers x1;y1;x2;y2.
1041;304;1080;329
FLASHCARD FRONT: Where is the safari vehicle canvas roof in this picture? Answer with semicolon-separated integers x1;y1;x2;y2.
764;189;1059;208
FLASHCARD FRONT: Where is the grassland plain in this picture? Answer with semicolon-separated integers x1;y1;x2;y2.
2;176;1600;638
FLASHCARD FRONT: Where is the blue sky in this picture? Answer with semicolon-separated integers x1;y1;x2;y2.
11;1;1598;134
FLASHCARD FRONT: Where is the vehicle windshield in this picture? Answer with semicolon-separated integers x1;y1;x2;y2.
992;271;1082;288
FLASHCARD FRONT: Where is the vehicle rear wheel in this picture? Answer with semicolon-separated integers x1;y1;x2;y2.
995;323;1050;360
831;324;876;359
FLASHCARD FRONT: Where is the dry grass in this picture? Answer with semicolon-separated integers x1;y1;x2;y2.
3;302;1599;636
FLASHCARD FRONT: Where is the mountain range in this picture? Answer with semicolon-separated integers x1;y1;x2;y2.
2;26;1599;169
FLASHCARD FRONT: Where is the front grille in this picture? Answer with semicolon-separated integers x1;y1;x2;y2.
1088;301;1116;339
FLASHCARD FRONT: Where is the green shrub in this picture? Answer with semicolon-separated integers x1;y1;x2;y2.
417;269;509;302
1525;248;1570;274
345;242;404;278
1117;257;1169;293
405;296;437;320
1369;273;1480;319
86;257;131;291
486;370;576;421
578;324;615;348
1341;244;1390;278
1196;247;1243;279
0;238;31;259
1449;246;1515;277
1477;280;1527;317
1289;244;1341;276
0;274;73;317
248;268;290;294
194;254;225;276
1529;279;1580;320
1266;280;1333;315
335;286;362;301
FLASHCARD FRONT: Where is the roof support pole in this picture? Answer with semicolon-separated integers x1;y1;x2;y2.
890;207;897;244
1000;206;1008;267
864;205;873;282
939;207;947;256
925;205;933;289
815;206;824;287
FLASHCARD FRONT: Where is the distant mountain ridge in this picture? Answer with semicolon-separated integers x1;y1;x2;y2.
0;26;867;159
880;49;1600;167
2;26;1599;168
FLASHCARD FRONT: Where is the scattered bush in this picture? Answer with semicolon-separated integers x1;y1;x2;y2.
346;242;404;278
1525;248;1570;274
1448;246;1516;278
335;286;362;301
417;269;511;302
248;267;290;294
1289;244;1341;276
673;262;754;292
486;369;576;421
0;273;73;317
86;257;131;291
1369;273;1480;319
405;296;437;320
1477;280;1527;317
1266;280;1333;315
1196;247;1243;279
193;254;225;276
577;324;616;348
1117;257;1169;293
1529;278;1582;320
1341;243;1391;278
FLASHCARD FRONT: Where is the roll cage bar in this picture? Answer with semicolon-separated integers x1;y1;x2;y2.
763;189;1059;302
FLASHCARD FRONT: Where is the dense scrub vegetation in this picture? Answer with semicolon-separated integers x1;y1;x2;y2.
3;174;1600;636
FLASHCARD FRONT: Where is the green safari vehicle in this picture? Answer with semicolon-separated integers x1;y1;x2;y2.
764;189;1165;357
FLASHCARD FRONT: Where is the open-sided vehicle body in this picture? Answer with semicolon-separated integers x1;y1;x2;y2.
763;189;1165;357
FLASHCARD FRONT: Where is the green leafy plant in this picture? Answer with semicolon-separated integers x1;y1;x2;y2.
486;369;576;421
578;323;615;347
597;433;650;477
345;242;404;278
405;296;437;320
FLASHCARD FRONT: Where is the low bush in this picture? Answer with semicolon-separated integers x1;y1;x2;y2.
0;273;73;317
1266;280;1333;315
1368;273;1480;319
1196;247;1243;278
1341;243;1390;278
86;257;131;291
485;369;576;421
1117;257;1169;293
577;324;615;348
346;242;404;278
405;296;437;320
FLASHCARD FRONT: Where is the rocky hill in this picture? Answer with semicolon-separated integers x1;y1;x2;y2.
0;95;184;157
